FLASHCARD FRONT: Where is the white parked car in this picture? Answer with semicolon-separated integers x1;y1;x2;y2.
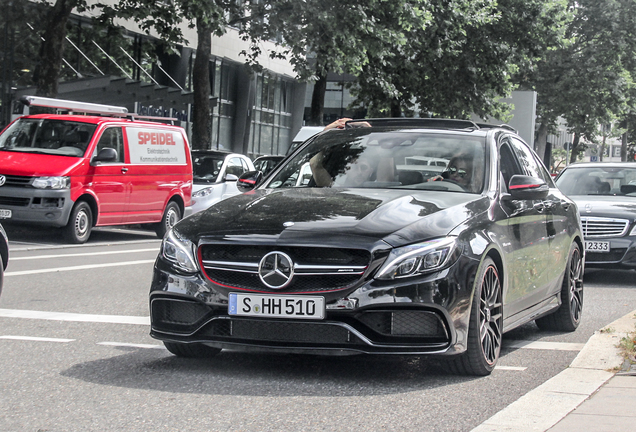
186;150;255;216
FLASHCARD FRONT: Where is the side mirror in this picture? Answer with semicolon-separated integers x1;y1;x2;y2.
237;171;263;192
92;147;117;163
223;173;239;182
506;175;549;200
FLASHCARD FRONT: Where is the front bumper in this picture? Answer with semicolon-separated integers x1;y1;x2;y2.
0;185;73;227
584;237;636;269
149;254;478;356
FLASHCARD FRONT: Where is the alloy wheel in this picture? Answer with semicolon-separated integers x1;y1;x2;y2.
480;265;503;365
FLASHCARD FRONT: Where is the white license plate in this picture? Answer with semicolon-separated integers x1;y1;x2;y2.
585;240;610;252
228;293;325;319
0;209;11;219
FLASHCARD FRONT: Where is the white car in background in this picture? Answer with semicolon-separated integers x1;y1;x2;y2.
187;150;254;216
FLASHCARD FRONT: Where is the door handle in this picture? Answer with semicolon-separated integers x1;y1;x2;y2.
560;200;571;211
121;167;128;174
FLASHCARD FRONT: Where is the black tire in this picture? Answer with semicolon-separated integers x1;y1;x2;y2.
536;242;583;332
155;201;181;238
163;341;221;358
446;257;503;376
63;201;93;244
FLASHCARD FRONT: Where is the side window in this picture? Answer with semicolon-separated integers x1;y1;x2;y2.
240;158;250;172
509;137;553;186
94;127;124;163
226;157;245;177
499;142;523;192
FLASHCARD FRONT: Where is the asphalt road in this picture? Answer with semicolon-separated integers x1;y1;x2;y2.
0;224;635;432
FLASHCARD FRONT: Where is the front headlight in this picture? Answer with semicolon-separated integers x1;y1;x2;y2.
162;229;198;273
375;237;459;280
630;222;636;236
192;187;214;198
32;176;70;189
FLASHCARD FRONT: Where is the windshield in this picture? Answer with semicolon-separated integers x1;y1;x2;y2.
0;118;96;157
556;166;636;196
254;157;282;175
266;129;486;193
192;154;225;183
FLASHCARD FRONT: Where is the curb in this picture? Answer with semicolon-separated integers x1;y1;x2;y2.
470;310;636;432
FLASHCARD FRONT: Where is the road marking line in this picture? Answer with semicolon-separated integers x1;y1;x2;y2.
0;309;149;325
97;342;165;349
0;335;75;343
495;365;528;371
10;248;158;261
4;259;156;276
506;340;585;351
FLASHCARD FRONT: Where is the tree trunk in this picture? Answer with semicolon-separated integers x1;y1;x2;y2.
534;122;548;165
191;20;212;151
621;131;628;162
570;133;581;164
309;71;327;126
33;0;77;97
390;99;401;117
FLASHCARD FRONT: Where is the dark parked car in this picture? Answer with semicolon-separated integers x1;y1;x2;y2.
150;118;584;376
556;162;636;270
253;155;285;177
0;222;8;296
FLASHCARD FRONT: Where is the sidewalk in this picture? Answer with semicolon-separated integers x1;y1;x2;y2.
471;310;636;432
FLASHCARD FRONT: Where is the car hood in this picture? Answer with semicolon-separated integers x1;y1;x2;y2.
571;195;636;219
177;188;489;248
0;150;83;176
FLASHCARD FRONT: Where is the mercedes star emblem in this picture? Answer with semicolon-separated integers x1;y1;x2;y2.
258;251;294;289
0;175;5;187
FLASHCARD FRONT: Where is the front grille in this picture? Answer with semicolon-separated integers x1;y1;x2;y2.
200;318;357;344
0;175;32;187
0;196;30;206
200;244;371;293
581;217;629;238
586;248;627;262
151;298;212;333
356;310;447;337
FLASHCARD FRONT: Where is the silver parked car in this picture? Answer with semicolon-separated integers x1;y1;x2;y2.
187;150;255;216
556;162;636;270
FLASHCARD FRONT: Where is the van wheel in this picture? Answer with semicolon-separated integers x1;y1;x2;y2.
155;201;181;238
64;201;93;244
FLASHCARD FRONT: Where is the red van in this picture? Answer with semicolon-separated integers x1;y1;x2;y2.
0;96;192;243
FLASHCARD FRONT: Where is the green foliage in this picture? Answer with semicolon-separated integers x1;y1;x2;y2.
532;0;636;149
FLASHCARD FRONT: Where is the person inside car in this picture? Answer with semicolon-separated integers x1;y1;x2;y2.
428;154;474;191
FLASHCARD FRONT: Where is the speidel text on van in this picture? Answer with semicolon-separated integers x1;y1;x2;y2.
0;96;193;243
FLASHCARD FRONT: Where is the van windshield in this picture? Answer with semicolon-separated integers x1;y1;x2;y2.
0;119;97;157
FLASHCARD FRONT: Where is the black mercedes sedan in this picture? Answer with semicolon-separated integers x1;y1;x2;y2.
150;118;584;376
556;162;636;270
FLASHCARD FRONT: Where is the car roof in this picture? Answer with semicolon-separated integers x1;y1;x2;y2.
19;113;183;129
562;162;636;169
345;118;517;135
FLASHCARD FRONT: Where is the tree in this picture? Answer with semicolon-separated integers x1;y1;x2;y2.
32;0;91;97
531;0;636;163
244;0;434;124
351;0;570;120
103;0;243;150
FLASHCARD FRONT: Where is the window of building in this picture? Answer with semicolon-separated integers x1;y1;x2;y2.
249;75;293;156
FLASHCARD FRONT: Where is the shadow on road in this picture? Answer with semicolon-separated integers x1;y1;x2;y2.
3;222;158;247
60;349;475;397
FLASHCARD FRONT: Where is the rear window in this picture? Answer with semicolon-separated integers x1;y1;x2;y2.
0;118;96;157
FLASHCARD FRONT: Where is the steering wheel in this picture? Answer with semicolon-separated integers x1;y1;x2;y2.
436;179;467;192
